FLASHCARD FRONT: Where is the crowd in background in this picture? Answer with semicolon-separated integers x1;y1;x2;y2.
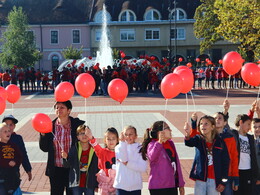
0;62;255;95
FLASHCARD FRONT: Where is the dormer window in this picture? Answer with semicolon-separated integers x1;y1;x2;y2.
170;9;187;20
144;9;161;21
94;10;112;23
119;10;136;21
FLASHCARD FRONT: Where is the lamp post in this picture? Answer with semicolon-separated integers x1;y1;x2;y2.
173;0;177;66
168;0;173;66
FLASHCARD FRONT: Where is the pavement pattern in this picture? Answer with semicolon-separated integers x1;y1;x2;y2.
2;88;259;195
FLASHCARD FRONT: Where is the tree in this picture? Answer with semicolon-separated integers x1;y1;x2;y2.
194;0;260;60
0;6;42;69
194;0;222;54
62;45;83;60
214;0;260;60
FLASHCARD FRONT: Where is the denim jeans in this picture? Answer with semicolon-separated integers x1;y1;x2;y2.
221;177;233;195
71;187;94;195
195;179;219;195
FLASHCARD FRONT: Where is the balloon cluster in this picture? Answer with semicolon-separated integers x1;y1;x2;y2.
161;66;194;99
0;84;21;115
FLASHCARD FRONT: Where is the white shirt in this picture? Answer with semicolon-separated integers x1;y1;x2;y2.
238;134;251;170
113;141;147;191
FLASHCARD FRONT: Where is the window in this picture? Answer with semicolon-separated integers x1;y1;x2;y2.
144;9;161;21
95;29;101;41
51;30;58;44
120;29;135;41
170;28;185;40
51;55;59;69
170;9;187;20
94;11;112;23
72;30;80;44
119;10;136;21
145;29;160;40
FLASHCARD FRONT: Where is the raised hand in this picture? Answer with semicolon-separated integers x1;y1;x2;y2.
184;122;191;137
191;112;198;121
85;126;93;139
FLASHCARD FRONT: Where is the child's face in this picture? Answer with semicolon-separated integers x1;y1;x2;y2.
0;126;11;143
77;130;90;143
251;122;260;138
105;132;118;150
214;114;226;129
124;128;137;144
163;123;172;140
199;119;214;136
4;119;15;133
240;119;251;134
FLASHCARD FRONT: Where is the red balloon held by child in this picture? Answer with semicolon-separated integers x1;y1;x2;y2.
75;73;96;98
222;51;243;75
6;84;21;104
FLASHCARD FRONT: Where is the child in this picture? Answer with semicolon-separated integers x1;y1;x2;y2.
2;115;32;195
184;115;230;195
113;125;147;195
0;123;22;195
140;121;185;195
88;127;119;195
232;114;258;195
190;111;239;194
62;124;99;195
251;118;260;195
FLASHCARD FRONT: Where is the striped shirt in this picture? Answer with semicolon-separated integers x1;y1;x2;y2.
53;119;72;167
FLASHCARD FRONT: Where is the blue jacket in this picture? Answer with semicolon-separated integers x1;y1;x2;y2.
185;135;230;187
10;133;32;173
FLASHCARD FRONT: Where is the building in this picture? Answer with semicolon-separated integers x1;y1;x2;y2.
0;0;238;71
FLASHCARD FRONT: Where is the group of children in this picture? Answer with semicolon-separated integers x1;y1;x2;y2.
1;99;260;195
184;99;260;195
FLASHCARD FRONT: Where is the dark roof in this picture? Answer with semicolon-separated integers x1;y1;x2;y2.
0;0;200;25
90;0;200;21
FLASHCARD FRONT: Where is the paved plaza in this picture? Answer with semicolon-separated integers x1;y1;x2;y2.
2;88;259;195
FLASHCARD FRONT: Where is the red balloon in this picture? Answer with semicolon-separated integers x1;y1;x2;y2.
88;56;92;60
257;60;260;64
176;69;194;93
186;63;192;68
195;58;200;62
163;58;167;63
161;73;183;99
222;51;243;75
241;63;260;86
54;82;74;102
218;59;223;64
108;79;128;103
75;73;96;98
0;86;8;100
6;84;21;104
0;97;6;115
178;58;183;62
31;113;52;133
121;52;126;59
199;69;204;73
150;56;156;61
173;66;192;74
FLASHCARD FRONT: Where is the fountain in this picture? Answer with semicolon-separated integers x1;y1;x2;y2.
95;4;114;70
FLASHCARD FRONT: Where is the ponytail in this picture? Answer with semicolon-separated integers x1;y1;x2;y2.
139;128;151;160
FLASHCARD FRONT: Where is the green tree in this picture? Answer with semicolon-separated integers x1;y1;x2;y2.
0;6;42;69
194;0;222;54
214;0;260;60
62;45;83;60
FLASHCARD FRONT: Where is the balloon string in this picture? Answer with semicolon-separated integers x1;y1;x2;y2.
190;90;196;111
185;93;189;122
12;104;14;115
120;103;123;131
226;75;231;100
48;102;55;116
257;86;260;102
85;98;87;124
163;99;168;121
51;132;64;151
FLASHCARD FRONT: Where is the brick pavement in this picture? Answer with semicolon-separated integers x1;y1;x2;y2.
2;88;258;195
